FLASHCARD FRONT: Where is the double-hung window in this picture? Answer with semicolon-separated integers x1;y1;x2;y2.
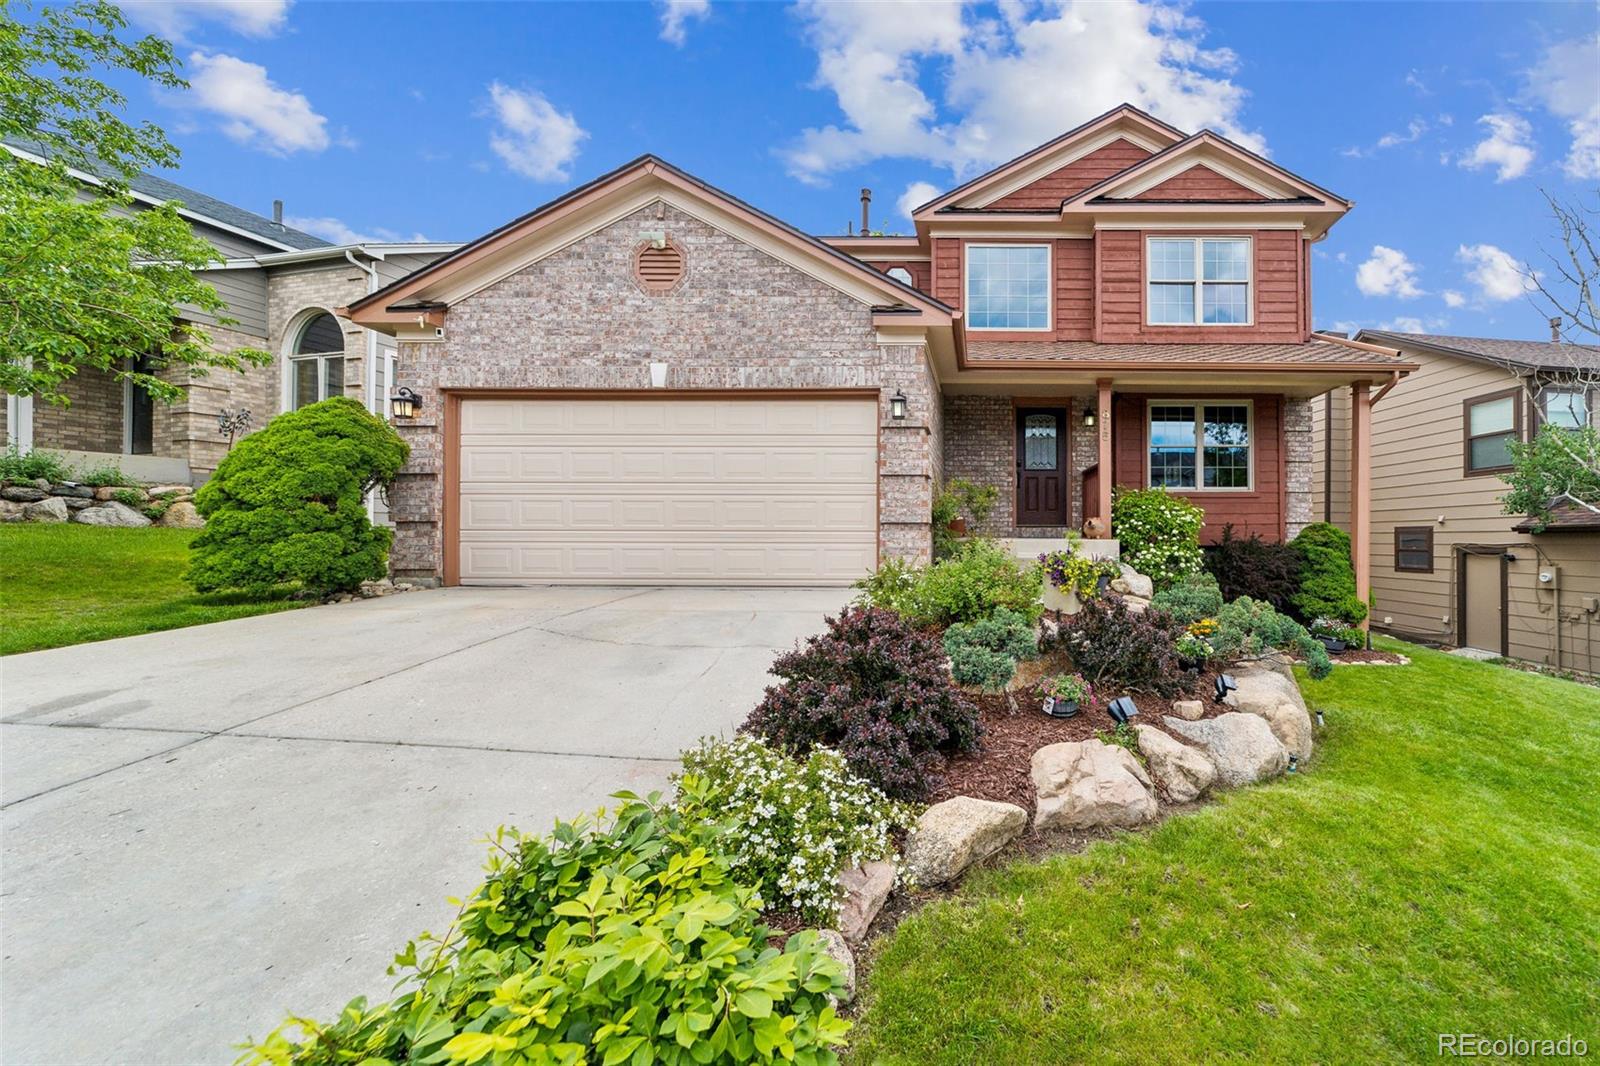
1463;389;1520;475
1147;237;1251;325
289;312;346;411
1148;402;1252;490
965;244;1050;331
1541;387;1589;430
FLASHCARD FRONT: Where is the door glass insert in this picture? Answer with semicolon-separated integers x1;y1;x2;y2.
1023;413;1058;470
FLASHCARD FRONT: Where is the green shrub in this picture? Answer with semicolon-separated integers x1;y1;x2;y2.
676;736;914;924
111;488;144;509
76;463;129;487
0;445;71;483
1212;595;1332;680
187;397;407;597
943;607;1037;690
1111;487;1205;590
931;478;999;559
241;791;850;1065
853;538;1043;628
1289;522;1367;626
1150;571;1224;626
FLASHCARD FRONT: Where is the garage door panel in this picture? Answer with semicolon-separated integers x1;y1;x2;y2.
457;397;878;586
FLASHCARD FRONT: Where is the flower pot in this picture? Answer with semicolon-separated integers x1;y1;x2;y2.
947;516;968;536
1043;696;1080;719
1043;583;1080;615
1178;656;1205;673
1095;573;1112;596
1318;636;1347;654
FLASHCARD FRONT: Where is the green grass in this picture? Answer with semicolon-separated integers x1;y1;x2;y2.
0;523;303;654
849;640;1600;1064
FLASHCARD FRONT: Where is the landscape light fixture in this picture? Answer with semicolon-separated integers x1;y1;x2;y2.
1213;673;1238;704
390;387;424;419
1316;709;1325;728
1107;696;1138;724
1287;754;1299;774
889;390;909;420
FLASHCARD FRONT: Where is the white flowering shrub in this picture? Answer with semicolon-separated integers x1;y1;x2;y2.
675;735;917;925
1111;487;1205;591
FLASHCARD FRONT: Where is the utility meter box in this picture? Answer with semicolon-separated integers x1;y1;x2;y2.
1538;566;1561;588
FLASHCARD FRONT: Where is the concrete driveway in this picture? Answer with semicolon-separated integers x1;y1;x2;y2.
0;586;845;1065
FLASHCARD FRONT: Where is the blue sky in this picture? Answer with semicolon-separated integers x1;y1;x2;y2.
97;1;1600;339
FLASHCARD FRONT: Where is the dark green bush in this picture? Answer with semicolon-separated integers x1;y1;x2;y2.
1149;571;1224;626
853;538;1043;628
943;607;1037;690
1211;595;1333;680
1289;522;1367;626
241;791;849;1065
1204;524;1303;612
187;398;407;596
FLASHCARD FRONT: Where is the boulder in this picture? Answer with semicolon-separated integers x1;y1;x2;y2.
837;859;895;943
1225;667;1313;762
22;497;68;523
0;499;24;518
1171;699;1205;721
1;485;48;503
1117;564;1155;600
155;501;205;529
146;484;193;498
1163;712;1288;788
49;483;94;499
93;485;145;502
903;796;1027;886
1133;725;1216;803
72;501;151;528
1123;595;1151;615
64;497;95;511
815;929;856;1004
1031;740;1158;830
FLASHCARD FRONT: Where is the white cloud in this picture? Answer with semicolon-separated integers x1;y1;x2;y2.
1525;32;1600;179
1441;289;1466;308
283;215;430;245
1458;113;1534;182
658;0;710;46
897;180;941;220
1343;117;1427;159
1355;245;1424;299
1378;316;1427;334
1404;70;1429;95
781;0;1263;184
185;51;328;154
1457;243;1536;303
120;0;289;39
485;83;588;182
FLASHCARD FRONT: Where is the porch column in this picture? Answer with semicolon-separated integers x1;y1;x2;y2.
1096;377;1113;533
1349;382;1372;632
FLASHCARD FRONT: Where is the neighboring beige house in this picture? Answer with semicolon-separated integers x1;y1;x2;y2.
1311;330;1599;673
0;139;457;485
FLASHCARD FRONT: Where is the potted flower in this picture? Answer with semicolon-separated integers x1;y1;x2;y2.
1175;632;1213;672
1042;673;1092;718
1310;617;1350;654
947;514;968;536
1039;551;1120;615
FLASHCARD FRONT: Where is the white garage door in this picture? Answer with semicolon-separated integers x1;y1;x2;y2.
456;396;878;586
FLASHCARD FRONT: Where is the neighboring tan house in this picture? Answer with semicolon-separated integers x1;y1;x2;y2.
0;139;457;484
339;104;1414;590
1311;330;1599;672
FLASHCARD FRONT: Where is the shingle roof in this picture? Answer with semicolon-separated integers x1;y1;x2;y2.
1511;499;1600;534
1358;330;1600;372
965;338;1413;368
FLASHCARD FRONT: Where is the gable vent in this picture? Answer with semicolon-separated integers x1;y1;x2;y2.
634;241;685;293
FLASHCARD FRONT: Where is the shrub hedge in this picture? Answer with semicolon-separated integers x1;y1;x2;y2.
853;538;1043;629
1149;571;1224;627
1289;522;1367;626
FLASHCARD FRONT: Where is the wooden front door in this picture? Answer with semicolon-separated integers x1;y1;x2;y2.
1016;407;1068;526
1460;550;1506;655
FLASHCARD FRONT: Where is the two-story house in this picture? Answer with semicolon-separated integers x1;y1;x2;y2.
1311;329;1599;672
340;103;1413;594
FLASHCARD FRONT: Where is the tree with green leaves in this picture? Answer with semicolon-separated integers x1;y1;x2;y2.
1502;423;1600;532
0;0;268;407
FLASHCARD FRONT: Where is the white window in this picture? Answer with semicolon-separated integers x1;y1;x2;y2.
965;244;1050;331
289;312;346;410
1148;402;1252;490
1147;237;1252;326
1542;387;1589;430
886;266;914;286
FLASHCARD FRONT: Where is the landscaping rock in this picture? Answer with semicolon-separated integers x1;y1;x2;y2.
1225;667;1313;762
1171;699;1205;721
64;497;95;512
156;501;205;529
22;497;68;523
72;501;152;528
1031;740;1158;830
837;860;895;943
1163;712;1288;788
1122;595;1151;615
1;485;48;503
903;796;1027;886
0;499;24;519
815;930;856;1004
32;477;51;490
49;483;94;499
1117;564;1155;600
1256;651;1298;684
1133;724;1216;803
93;485;144;502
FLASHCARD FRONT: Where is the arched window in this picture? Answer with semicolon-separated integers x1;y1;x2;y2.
289;311;345;410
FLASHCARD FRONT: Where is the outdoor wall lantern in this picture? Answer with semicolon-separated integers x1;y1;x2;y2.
889;389;909;420
390;387;424;419
1213;673;1238;704
1107;696;1138;724
1082;407;1096;428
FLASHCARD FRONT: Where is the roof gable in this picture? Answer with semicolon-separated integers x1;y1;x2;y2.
1128;163;1270;202
1070;131;1348;207
983;138;1154;210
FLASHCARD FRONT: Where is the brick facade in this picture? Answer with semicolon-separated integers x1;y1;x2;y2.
387;202;936;582
31;370;123;454
940;393;1095;539
1283;397;1314;539
266;263;372;412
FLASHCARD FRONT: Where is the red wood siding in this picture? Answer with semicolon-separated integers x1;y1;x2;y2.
1130;164;1270;202
987;139;1153;210
862;259;931;292
1055;238;1093;340
1112;393;1287;542
1094;229;1306;344
933;237;961;307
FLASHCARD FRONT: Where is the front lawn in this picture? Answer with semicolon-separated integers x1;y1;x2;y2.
848;640;1600;1063
0;524;303;655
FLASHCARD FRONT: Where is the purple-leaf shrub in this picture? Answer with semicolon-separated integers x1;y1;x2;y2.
1057;595;1190;698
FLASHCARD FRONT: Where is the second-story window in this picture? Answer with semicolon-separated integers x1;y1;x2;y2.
966;244;1050;331
1463;389;1520;475
1147;237;1252;325
1541;386;1589;429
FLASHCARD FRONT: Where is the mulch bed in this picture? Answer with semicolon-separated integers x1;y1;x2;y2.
1331;647;1407;664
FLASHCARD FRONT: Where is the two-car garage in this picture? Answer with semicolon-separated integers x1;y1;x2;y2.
451;395;880;586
